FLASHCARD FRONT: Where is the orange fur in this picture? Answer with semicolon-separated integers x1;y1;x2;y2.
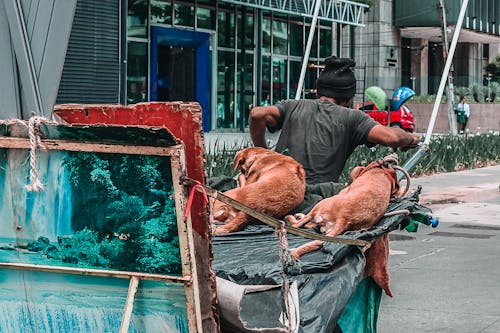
286;165;394;296
213;147;306;234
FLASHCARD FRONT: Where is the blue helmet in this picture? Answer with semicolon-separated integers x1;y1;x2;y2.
392;87;415;110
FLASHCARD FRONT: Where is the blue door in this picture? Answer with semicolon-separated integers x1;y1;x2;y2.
150;27;210;131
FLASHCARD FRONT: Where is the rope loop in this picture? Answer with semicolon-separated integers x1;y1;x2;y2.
184;181;209;221
275;220;293;333
25;116;57;192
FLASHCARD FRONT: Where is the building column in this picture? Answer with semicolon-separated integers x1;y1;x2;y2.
411;38;428;95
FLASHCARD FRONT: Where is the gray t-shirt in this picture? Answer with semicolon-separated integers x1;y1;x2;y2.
272;99;378;184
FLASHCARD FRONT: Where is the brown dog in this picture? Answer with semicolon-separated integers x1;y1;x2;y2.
285;159;400;297
212;147;306;234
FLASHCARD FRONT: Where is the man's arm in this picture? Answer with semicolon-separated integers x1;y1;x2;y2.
367;124;420;151
248;106;281;148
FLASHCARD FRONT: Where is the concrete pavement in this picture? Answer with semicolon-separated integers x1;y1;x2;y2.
378;165;500;332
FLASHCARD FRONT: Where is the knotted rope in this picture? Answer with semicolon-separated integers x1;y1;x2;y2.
276;221;293;333
0;116;56;192
25;116;49;192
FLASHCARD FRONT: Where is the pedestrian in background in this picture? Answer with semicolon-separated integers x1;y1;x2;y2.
456;96;470;133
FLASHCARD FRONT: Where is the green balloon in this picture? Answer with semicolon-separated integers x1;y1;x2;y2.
365;86;386;111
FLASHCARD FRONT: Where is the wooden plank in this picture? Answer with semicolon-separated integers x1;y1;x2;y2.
0;262;191;283
0;137;182;157
119;276;140;333
171;152;202;333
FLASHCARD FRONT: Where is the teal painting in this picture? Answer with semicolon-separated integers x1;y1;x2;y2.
0;135;189;331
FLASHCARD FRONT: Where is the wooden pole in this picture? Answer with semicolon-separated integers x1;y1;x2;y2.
120;276;140;333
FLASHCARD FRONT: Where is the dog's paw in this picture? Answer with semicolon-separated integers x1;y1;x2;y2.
213;226;229;235
289;249;302;261
294;213;306;220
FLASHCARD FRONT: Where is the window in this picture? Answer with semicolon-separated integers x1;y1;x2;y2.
262;16;271;53
128;0;148;38
261;55;271;105
305;25;319;58
272;20;288;55
174;2;194;27
197;6;215;30
217;51;235;128
272;58;287;103
320;26;332;58
151;0;172;25
127;41;148;104
290;22;303;57
218;10;235;48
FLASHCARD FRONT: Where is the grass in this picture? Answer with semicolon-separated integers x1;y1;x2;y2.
205;132;500;185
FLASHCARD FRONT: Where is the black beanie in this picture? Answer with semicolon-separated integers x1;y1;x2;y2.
316;56;356;99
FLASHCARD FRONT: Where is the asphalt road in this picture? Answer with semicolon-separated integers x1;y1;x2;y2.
378;166;500;333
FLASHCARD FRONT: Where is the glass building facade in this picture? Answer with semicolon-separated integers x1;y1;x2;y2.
126;0;351;131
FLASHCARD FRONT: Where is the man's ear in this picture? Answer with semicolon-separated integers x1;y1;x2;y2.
350;166;365;180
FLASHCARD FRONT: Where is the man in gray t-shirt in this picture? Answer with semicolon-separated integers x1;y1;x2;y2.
250;56;420;187
273;98;377;184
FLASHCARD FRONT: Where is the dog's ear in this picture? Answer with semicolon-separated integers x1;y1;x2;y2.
233;149;248;171
233;148;259;172
350;166;365;180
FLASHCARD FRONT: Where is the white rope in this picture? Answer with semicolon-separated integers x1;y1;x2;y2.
25;116;48;192
276;221;293;333
0;116;56;192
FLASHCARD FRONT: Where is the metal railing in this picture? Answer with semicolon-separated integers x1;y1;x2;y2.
221;0;368;26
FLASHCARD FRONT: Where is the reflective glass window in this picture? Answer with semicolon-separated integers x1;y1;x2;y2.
236;52;254;128
290;22;303;56
262;16;271;53
151;0;172;25
218;10;235;48
217;51;235;128
289;60;301;99
304;66;316;99
305;25;318;58
261;55;271;105
237;12;254;49
197;6;215;30
272;20;288;55
272;58;287;104
127;0;148;38
320;26;332;58
127;41;148;104
174;3;194;27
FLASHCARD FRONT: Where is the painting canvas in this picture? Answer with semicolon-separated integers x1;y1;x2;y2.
0;123;190;332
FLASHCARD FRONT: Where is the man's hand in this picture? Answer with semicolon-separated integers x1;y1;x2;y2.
398;133;420;151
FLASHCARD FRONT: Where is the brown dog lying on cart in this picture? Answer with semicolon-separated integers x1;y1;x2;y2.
212;147;306;234
286;157;403;297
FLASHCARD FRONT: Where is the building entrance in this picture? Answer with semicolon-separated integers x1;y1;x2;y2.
157;45;195;102
150;26;210;130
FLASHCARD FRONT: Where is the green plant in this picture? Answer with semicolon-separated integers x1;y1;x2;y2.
488;81;499;102
410;94;445;103
468;84;482;102
205;138;251;178
205;133;500;185
454;86;469;100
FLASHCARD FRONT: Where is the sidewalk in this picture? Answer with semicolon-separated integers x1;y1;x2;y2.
410;165;500;226
379;165;500;333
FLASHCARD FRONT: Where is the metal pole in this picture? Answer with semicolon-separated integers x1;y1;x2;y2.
423;0;469;145
295;0;322;100
439;0;458;136
401;0;469;175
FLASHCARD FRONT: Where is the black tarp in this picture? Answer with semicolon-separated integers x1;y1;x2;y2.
212;191;431;333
